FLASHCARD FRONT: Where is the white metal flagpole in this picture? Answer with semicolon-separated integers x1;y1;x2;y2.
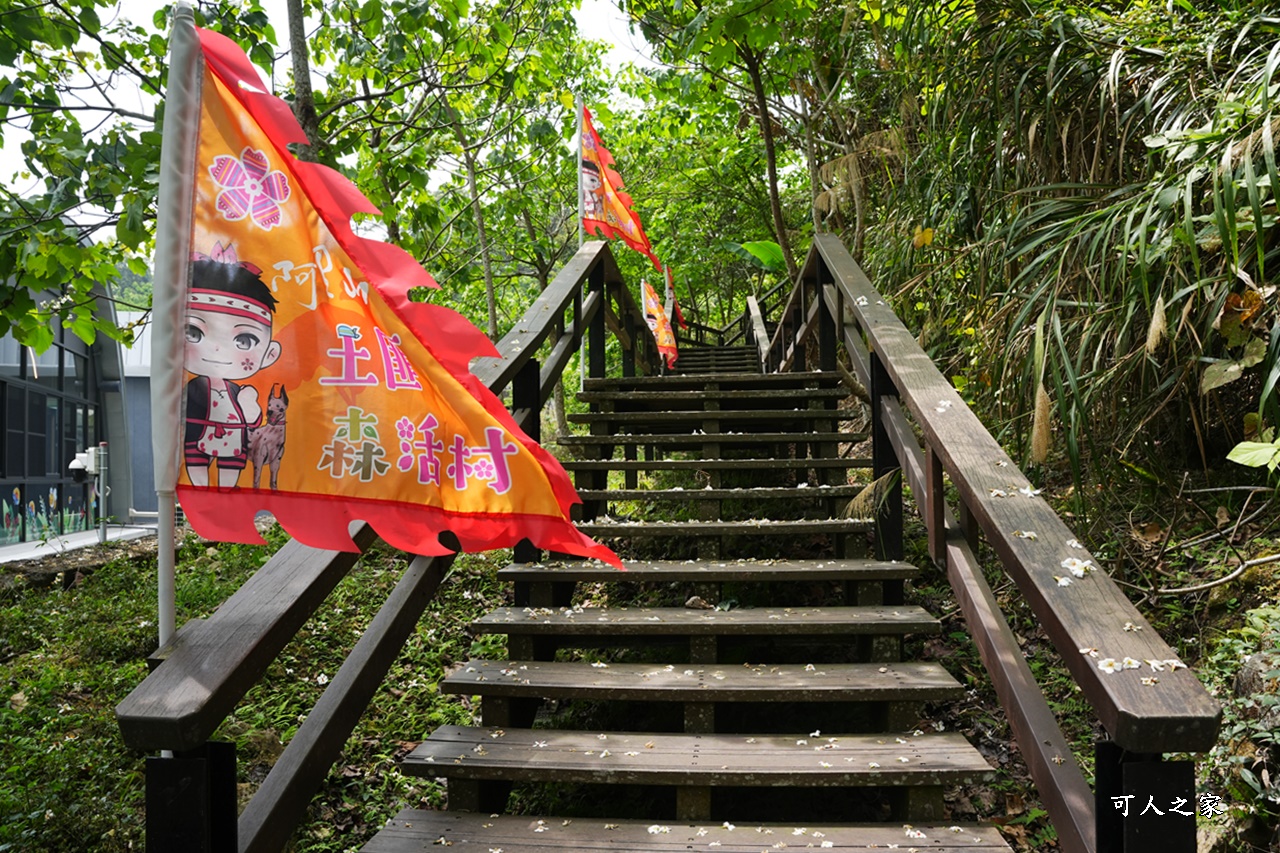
152;2;203;649
664;264;676;323
576;94;586;389
576;94;584;250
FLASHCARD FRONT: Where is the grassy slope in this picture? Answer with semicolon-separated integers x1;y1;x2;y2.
0;529;507;852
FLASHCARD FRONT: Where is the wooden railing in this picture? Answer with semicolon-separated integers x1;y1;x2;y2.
675;280;789;350
115;242;654;853
752;233;1221;853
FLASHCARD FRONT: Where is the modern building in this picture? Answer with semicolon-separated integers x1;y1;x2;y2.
0;285;133;544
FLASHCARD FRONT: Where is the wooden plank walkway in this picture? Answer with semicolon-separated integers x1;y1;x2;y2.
363;368;1011;851
365;812;1012;852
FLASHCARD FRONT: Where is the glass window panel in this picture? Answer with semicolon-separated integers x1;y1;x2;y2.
46;396;60;475
33;345;59;391
0;336;20;379
27;391;46;476
67;352;87;399
46;484;61;536
5;385;24;477
63;482;87;533
2;484;21;545
29;482;55;540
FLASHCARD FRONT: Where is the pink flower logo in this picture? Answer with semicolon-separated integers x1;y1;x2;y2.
208;147;291;230
471;458;496;481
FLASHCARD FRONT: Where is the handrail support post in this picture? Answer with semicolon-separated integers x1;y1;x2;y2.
817;268;837;372
925;446;945;568
146;741;237;853
513;357;542;565
1095;741;1196;853
588;265;606;379
870;352;903;562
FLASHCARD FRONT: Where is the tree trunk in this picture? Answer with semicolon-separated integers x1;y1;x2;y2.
799;79;822;233
742;47;799;283
521;209;570;439
286;0;320;162
448;105;498;339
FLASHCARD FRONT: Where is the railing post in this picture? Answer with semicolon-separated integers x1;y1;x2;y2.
1095;742;1196;853
588;265;606;380
146;741;237;852
513;358;542;564
789;284;805;370
622;309;636;377
925;447;945;567
870;351;903;563
816;266;837;373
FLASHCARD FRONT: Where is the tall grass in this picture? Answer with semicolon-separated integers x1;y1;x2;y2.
819;0;1280;503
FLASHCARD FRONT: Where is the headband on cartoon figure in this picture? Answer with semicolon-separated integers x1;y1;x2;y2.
189;242;272;325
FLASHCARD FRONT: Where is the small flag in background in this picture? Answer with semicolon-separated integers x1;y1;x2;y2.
664;265;688;330
642;279;678;369
581;107;661;271
151;16;619;565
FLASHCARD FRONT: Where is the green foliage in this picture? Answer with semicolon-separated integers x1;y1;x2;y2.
1196;605;1280;823
1229;438;1280;472
804;0;1280;494
0;0;277;351
727;239;786;272
0;528;506;851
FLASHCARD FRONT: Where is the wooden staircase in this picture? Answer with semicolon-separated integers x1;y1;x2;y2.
673;344;761;375
362;369;1013;852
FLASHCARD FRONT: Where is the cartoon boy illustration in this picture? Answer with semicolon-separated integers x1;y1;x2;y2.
184;243;281;488
581;159;604;219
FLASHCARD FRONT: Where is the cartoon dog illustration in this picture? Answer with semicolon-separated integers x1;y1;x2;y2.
247;384;288;490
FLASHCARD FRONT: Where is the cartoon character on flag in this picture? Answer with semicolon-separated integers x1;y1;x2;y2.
580;107;661;271
642;279;678;369
151;10;619;567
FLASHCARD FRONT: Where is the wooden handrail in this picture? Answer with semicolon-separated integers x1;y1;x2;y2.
115;523;379;751
875;384;1096;853
808;232;1220;754
743;233;1221;851
116;241;648;851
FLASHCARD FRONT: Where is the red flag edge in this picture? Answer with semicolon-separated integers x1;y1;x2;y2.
194;28;621;567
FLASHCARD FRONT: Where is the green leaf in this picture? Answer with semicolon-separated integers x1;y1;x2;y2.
1201;359;1245;393
1242;337;1267;369
1226;441;1280;469
65;307;96;346
726;240;786;272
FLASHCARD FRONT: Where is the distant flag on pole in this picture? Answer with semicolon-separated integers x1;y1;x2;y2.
580;107;661;271
664;265;688;330
151;10;619;566
642;279;678;370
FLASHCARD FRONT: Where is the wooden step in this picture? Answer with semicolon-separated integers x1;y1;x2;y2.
577;387;851;405
583;371;846;392
576;485;864;502
402;726;995;790
575;518;872;538
472;604;938;639
570;409;859;428
560;431;861;448
443;659;964;703
498;557;917;584
561;457;872;473
677;361;760;376
364;811;1014;852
